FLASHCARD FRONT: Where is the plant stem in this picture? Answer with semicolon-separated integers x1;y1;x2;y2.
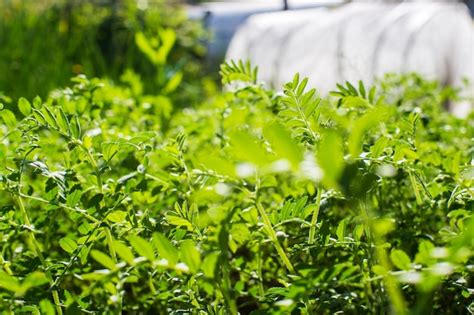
82;146;103;193
105;227;117;263
19;193;98;223
257;244;265;297
0;254;13;275
256;202;295;274
308;187;322;244
14;195;63;315
409;171;422;205
359;200;407;315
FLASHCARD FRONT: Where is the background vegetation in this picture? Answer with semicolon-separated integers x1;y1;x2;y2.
0;0;208;102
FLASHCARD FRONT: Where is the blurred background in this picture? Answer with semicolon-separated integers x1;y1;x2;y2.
0;0;206;101
0;0;473;111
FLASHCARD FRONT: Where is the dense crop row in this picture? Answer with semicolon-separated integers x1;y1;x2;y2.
0;61;473;313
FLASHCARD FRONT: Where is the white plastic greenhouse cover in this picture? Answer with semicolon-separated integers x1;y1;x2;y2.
226;2;474;117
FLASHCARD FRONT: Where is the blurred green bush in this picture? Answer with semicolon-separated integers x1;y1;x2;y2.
0;0;208;102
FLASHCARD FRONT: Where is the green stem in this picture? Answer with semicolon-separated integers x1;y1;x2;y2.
104;227;117;263
82;146;103;193
292;91;318;143
256;202;295;274
359;200;407;315
257;244;265;297
221;263;237;315
308;188;322;244
15;195;63;315
409;171;422;205
0;254;13;275
19;193;98;223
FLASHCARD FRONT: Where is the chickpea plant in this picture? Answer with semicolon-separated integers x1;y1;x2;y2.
0;61;472;314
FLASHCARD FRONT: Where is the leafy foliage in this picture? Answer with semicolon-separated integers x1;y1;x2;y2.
0;61;472;314
0;0;208;102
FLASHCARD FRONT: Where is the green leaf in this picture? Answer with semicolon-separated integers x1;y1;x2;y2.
318;130;344;187
390;249;411;271
56;107;70;135
201;252;220;278
90;250;117;270
342;96;371;109
163;71;183;94
372;264;386;275
0;271;21;293
113;241;135;265
32;96;42;109
373;218;396;236
180;240;201;273
83;135;92;149
18;97;32;116
78;245;91;265
348;106;394;158
220;60;258;84
353;224;365;241
129;235;155;261
336;219;347;241
39;299;55;315
346;81;358;96
263;122;303;170
166;215;194;231
368;86;377;103
21;272;49;293
152;232;178;265
106;210;127;223
157;28;176;64
358;80;366;98
41;105;58;128
70;115;81;139
135;32;156;64
66;189;82;207
59;237;78;254
78;222;92;235
229;129;270;166
197;153;236;177
102;143;119;162
0;109;17;128
32;109;46;125
135;29;176;65
292;73;300;88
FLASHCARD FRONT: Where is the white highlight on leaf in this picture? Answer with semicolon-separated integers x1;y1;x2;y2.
215;182;231;196
432;262;453;276
110;295;119;303
95;269;111;275
137;164;146;173
133;257;147;264
300;153;323;182
137;0;148;10
430;247;448;259
236;163;256;178
456;277;467;284
275;299;294;307
275;231;288;238
156;258;169;267
175;262;190;273
270;159;291;173
85;128;102;137
377;164;397;177
398;271;422;284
